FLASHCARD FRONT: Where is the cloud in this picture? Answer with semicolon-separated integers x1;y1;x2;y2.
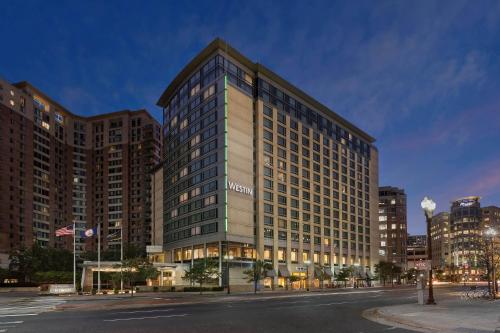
465;159;500;197
391;97;500;150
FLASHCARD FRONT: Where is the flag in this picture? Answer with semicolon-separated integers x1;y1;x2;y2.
81;226;97;238
56;225;74;237
107;231;121;241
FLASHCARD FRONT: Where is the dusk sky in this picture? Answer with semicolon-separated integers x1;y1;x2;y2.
2;1;499;234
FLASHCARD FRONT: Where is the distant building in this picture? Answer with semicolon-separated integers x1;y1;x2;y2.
430;212;451;270
481;206;500;231
378;186;407;267
407;235;427;269
450;196;483;281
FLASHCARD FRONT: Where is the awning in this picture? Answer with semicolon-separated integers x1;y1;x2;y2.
278;266;291;277
265;269;276;278
366;271;374;279
324;268;334;277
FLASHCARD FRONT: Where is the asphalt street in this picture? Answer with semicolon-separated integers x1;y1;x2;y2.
0;287;448;333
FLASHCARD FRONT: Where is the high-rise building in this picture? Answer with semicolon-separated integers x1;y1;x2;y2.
157;38;379;290
481;206;500;231
378;186;407;267
0;78;161;257
450;196;483;280
430;212;451;270
406;235;427;269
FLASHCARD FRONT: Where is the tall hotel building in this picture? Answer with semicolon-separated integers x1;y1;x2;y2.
157;39;379;288
378;186;407;268
0;78;161;259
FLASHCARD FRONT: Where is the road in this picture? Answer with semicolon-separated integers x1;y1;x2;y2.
0;287;454;333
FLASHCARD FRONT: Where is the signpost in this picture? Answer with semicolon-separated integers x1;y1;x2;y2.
415;260;431;271
415;260;431;305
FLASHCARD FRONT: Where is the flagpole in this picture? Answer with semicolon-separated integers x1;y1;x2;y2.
98;224;101;294
120;225;123;293
73;220;76;292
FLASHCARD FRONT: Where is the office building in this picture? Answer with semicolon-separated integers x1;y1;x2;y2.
430;212;451;270
450;196;483;280
407;235;427;269
378;186;407;267
0;78;161;256
157;38;379;290
482;206;500;231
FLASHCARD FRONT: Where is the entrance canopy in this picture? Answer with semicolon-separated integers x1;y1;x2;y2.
278;266;291;277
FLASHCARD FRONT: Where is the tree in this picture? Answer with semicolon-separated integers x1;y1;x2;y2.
9;244;73;283
402;268;418;284
390;265;402;287
243;260;273;294
316;266;331;289
288;275;302;289
117;258;158;297
374;261;402;287
335;268;351;288
182;259;220;294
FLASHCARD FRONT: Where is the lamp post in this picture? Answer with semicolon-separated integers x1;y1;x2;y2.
304;260;311;291
421;196;436;305
224;241;233;295
485;228;497;299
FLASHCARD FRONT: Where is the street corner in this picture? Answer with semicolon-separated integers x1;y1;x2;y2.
362;306;434;333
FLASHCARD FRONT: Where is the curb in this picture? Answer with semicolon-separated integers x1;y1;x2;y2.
362;307;441;333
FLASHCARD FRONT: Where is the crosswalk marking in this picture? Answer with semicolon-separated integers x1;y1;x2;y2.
103;314;189;322
0;297;66;332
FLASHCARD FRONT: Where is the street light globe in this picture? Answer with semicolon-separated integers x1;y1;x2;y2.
421;196;436;215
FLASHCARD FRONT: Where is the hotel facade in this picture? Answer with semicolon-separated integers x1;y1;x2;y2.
0;78;161;262
156;39;379;289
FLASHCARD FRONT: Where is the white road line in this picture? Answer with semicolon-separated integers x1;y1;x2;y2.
104;314;188;322
0;329;7;332
0;306;54;311
276;300;311;305
0;321;23;325
0;314;37;318
113;309;174;315
313;301;354;307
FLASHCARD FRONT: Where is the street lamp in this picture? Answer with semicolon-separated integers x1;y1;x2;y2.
485;228;497;299
304;260;311;291
421;196;436;305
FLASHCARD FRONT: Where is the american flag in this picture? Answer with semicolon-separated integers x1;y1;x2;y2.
56;225;74;237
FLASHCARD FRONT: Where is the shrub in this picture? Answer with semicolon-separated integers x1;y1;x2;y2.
183;287;210;292
32;271;73;284
211;287;224;291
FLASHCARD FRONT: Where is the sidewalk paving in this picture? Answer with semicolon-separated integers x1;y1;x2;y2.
364;296;500;333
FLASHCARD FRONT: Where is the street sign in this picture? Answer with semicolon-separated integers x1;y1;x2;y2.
415;260;431;271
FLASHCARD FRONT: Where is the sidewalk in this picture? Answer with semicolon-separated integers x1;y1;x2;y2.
364;297;500;333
